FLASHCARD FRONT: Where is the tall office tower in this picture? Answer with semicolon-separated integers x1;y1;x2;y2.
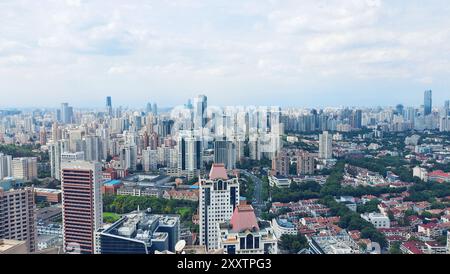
119;144;137;171
106;96;112;116
61;161;102;254
12;157;37;181
445;100;450;116
296;151;315;175
0;153;12;179
351;109;362;129
424;90;432;116
178;131;203;178
405;107;416;126
319;131;333;160
84;136;102;162
214;139;236;170
0;185;36;253
142;148;158;172
193;95;208;129
61;103;74;124
199;164;240;250
146;102;152;114
39;126;47;145
152;103;158;116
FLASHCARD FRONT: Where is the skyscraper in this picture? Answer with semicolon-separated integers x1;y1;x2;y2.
106;96;112;116
0;184;36;253
193;95;208;129
319;131;333;160
199;164;240;250
106;96;112;108
178;131;203;178
61;103;74;124
61;161;102;254
424;90;432;116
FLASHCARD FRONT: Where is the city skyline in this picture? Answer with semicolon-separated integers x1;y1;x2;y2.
1;1;450;108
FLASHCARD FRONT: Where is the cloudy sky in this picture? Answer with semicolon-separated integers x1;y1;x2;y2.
0;0;449;108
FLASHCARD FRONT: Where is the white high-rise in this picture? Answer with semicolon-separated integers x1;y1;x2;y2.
319;131;333;160
199;164;240;250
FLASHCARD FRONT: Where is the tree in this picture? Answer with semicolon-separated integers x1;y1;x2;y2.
279;234;308;253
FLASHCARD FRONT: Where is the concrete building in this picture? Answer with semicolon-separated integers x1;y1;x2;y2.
0;185;36;253
12;157;37;181
99;210;180;254
361;212;390;229
272;218;297;239
0;153;12;180
0;239;28;254
199;164;240;250
218;205;278;254
269;175;291;188
61;160;102;254
319;131;333;160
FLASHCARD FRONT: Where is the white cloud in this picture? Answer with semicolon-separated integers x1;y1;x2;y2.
0;0;449;107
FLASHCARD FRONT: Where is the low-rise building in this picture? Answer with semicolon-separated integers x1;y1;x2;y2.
361;212;390;229
269;175;291;188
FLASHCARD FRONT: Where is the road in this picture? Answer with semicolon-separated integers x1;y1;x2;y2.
239;169;266;217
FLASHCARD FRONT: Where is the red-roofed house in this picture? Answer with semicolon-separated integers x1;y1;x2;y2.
427;170;450;183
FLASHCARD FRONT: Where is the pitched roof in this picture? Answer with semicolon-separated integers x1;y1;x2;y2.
209;163;229;180
230;205;259;233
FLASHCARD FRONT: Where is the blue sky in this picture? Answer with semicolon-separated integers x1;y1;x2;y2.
0;0;449;108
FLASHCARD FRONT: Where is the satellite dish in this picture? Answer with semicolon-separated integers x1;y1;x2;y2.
175;240;186;253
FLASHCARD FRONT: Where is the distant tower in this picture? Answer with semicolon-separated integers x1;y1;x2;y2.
106;96;112;116
319;131;333;160
424;90;432;116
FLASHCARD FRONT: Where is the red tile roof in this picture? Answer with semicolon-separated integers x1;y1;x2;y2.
230;205;259;233
209;163;229;180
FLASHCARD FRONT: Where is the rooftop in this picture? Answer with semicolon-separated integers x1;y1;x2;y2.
209;163;228;180
229;205;259;233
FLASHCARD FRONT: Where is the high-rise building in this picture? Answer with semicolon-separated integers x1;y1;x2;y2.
119;144;137;171
106;96;112;108
0;153;12;180
0;184;36;253
12;157;37;181
61;161;102;254
424;90;432;116
199;164;239;250
296;151;315;175
84;136;102;162
351;109;362;129
61;103;74;124
106;96;112;116
49;140;67;180
319;131;333;160
142;148;158;172
193;95;208;129
178;131;203;178
39;126;47;145
214;139;236;170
